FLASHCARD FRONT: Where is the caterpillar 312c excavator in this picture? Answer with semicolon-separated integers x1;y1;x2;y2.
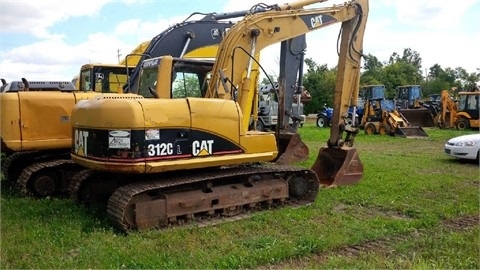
70;0;368;232
0;8;269;198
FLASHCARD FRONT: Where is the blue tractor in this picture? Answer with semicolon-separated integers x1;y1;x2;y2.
316;101;363;128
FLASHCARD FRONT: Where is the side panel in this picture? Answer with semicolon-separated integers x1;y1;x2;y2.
18;92;76;150
0;93;22;151
188;98;241;146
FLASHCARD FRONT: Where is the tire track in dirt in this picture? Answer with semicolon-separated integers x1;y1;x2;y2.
257;214;479;269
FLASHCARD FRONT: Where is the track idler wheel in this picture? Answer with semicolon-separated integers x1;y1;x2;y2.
311;146;363;187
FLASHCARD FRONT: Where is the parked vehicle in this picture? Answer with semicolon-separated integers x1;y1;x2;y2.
395;85;435;127
316;101;363;128
444;133;480;162
454;91;480;130
316;104;333;128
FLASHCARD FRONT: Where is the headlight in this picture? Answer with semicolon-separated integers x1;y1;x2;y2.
455;141;477;147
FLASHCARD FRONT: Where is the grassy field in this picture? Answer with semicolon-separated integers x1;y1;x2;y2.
1;124;479;269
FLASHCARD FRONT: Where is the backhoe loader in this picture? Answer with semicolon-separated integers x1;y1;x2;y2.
0;8;271;198
70;0;368;232
361;98;428;137
395;85;435;127
453;91;480;130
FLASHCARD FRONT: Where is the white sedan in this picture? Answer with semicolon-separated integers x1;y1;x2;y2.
444;133;480;162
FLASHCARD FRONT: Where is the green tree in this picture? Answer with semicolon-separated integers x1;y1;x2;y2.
421;64;479;95
360;53;385;85
381;48;423;97
454;67;480;91
171;73;202;98
302;58;337;114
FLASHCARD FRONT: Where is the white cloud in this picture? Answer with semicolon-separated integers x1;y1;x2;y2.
0;0;113;38
394;0;477;29
0;0;478;84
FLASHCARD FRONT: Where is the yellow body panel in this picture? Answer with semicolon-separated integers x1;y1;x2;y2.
71;93;144;129
70;95;279;173
183;46;219;59
187;98;240;144
1;91;102;151
1;93;22;150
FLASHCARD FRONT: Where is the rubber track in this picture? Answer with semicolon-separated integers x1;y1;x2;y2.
107;164;319;232
18;159;76;196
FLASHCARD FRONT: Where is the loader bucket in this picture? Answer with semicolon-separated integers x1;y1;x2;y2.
399;109;435;127
275;133;309;165
395;126;429;138
311;146;363;187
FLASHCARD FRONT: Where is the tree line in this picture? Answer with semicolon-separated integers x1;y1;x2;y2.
300;48;479;114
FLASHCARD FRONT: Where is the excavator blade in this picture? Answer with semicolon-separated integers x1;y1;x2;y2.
399;108;435;127
311;146;363;187
275;133;309;165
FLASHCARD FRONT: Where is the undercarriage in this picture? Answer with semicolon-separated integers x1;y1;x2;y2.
2;151;82;197
69;164;320;232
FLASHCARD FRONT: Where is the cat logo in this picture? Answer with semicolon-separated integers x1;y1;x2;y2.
310;15;323;28
192;140;214;156
74;129;89;156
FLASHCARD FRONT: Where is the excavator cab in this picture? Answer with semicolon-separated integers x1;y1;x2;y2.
455;91;480;130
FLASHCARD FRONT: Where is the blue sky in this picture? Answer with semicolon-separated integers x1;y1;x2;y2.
0;0;479;83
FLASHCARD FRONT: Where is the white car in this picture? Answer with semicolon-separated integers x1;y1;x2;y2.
444;133;480;162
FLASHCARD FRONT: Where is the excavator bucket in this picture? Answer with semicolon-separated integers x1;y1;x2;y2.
399;109;435;127
275;133;309;165
395;126;429;138
311;146;363;187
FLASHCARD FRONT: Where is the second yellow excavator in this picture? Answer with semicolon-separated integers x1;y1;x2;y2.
70;0;368;231
0;7;269;198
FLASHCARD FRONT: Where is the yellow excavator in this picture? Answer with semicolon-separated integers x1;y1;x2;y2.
71;40;150;92
0;8;268;198
70;0;368;232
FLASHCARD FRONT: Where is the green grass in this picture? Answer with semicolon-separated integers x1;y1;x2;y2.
1;124;479;269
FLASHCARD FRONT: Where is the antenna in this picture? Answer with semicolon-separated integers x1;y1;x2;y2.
117;49;122;63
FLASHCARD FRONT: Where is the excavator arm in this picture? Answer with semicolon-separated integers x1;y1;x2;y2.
203;0;367;184
204;0;367;136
